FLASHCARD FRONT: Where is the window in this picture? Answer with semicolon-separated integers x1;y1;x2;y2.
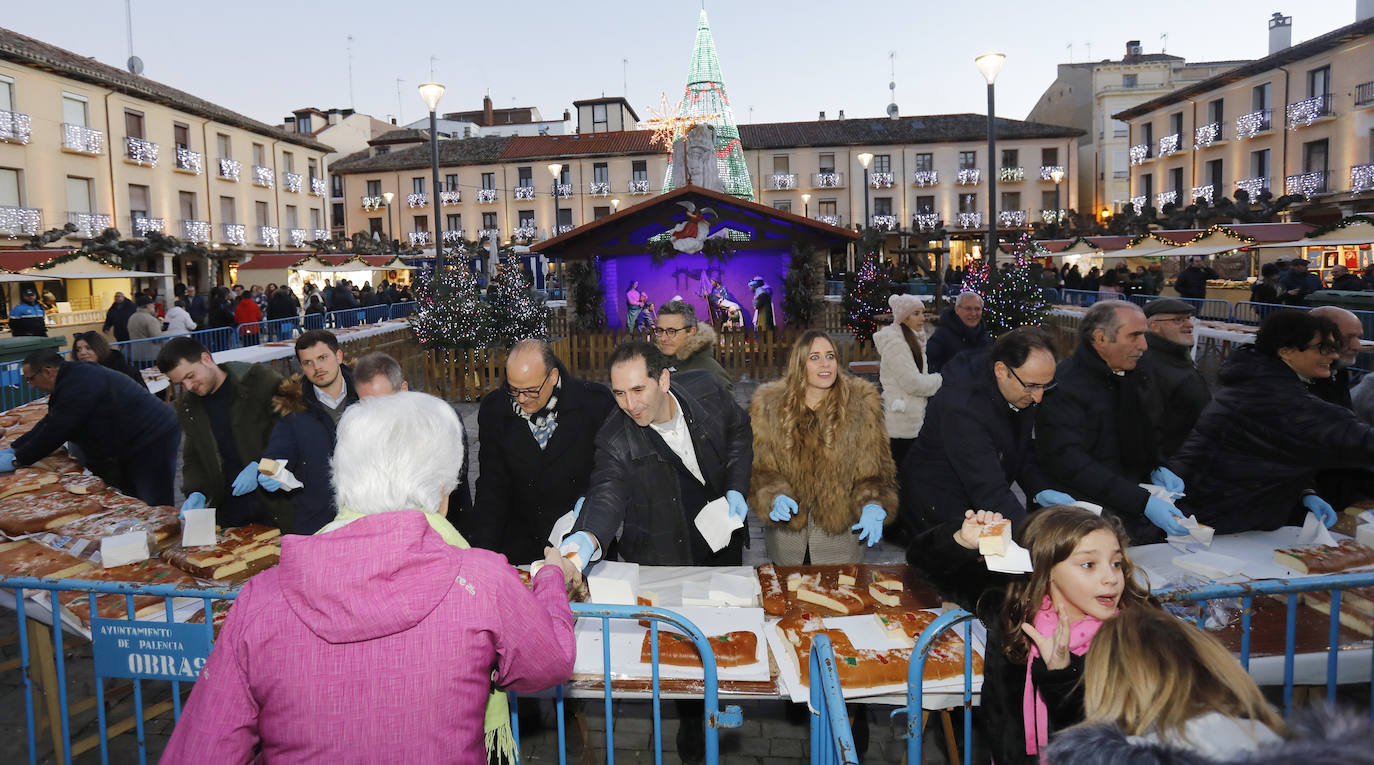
374;146;389;156
1041;190;1057;211
1122;74;1138;88
331;175;343;197
818;199;837;218
593;163;609;184
819;153;836;173
873;154;891;174
310;208;321;229
129;185;151;220
1041;147;1059;166
0;169;20;207
365;179;381;197
173;123;190;151
1112;149;1129;175
252;143;266;167
518;210;535;228
1169;112;1183;137
1207;99;1224;125
331;203;344;225
559;166;570;185
958;151;976;170
593;206;611;219
308;159;319;183
773;200;791;213
592;103;608;131
66;176;93;213
286;205;299;229
915;153;933;172
1112;119;1129;137
178;191;197;220
445;213;460;231
958;193;977;213
1303;139;1329;175
632;161;648;182
1140;174;1154;204
873;197;891;216
297;115;312;134
219;196;236;224
282;152;295;173
916;195;935;213
0;76;13;113
1168;167;1184;196
445;173;458;191
1252;83;1272;112
772;155;790;173
1000;191;1020;210
412;177;425;195
61;94;88;127
255;201;269;227
517;167;532;187
124;110;145;140
1205;159;1223;191
413;215;428;233
1142;123;1153;146
368;218;383;235
216;133;231;159
1308;66;1331;98
481;211;497;229
481;173;495;190
1000;149;1018;169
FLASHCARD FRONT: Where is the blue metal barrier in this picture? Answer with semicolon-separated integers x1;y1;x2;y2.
808;633;859;765
1059;288;1123;306
898;609;978;765
0;358;53;410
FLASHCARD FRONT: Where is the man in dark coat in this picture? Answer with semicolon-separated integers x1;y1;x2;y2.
467;339;616;565
655;299;732;394
5;349;179;505
926;291;992;372
1308;306;1363;409
1280;258;1324;305
1172;256;1218;299
256;331;360;535
185;285;208;327
1329;264;1367;291
1036;300;1188;541
102;291;137;342
1139;298;1210;458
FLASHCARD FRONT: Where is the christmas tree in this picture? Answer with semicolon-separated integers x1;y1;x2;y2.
781;244;824;327
842;252;889;344
980;237;1052;337
484;255;550;348
662;10;754;200
567;258;607;332
412;261;486;349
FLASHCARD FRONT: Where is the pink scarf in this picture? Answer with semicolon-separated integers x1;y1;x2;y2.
1022;597;1105;756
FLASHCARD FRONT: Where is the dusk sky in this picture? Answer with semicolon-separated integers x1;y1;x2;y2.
2;2;1359;129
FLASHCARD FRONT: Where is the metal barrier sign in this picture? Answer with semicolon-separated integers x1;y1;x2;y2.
90;618;211;682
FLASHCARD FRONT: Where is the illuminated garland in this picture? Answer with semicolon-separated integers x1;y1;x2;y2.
646;235;734;266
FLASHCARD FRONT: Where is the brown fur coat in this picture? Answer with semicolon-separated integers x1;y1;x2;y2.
748;377;898;533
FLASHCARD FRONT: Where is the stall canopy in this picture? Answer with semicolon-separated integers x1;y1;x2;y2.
1258;217;1374;248
1157;228;1258;258
1098;233;1179;259
18;254;168;280
0;272;56;283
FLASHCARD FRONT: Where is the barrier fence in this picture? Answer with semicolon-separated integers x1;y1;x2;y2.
898;609;979;765
808;633;860;765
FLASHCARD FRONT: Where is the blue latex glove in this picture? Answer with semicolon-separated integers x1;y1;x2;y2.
230;461;261;496
572;496;585;519
257;472;283;492
558;531;597;570
725;490;749;523
180;492;207;513
1144;496;1189;536
769;494;798;522
1034;489;1076;507
1303;494;1337;528
851;504;887;547
0;448;15;473
1150;466;1185;495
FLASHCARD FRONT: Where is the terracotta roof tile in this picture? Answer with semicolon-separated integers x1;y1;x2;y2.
737;114;1084;149
500;131;659;160
329;135;514;173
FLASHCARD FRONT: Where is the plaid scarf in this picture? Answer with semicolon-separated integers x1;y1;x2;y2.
513;379;560;449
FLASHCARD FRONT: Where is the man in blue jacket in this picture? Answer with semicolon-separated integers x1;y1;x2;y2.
3;349;179;505
8;287;47;336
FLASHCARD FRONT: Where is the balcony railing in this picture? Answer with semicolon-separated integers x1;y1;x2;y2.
1235;109;1272;139
1353;164;1374;194
914;213;938;232
312;228;328;241
912;170;938;187
956;168;981;185
0;206;41;237
1286;171;1327;196
871;214;897;230
555;183;573;198
766;173;797;191
1158;134;1181;157
997;167;1024;183
1041;209;1067;224
953;212;979;229
361;195;384;212
259;225;279;247
589;181;611;196
1039;165;1065;182
408;231;431;246
0;110;32;145
1191;184;1216;203
253;166;274;188
407;193;428;207
513;225;537;240
816;214;842;227
1129;195;1147;210
218;158;241;181
439;190;461;205
310;177;327;196
1156;190;1178;208
477;227;500;240
513;186;536;201
477;188;498;203
441;230;464;243
181;219;210;243
174;147;203;174
284;172;303;193
62;124;104;155
220;223;246;246
67;212;111;237
124;137;159;167
288;228;308;247
1286;94;1333;129
629;179;651;195
133;216;164;236
1234;177;1269;198
812;172;844;188
998;210;1027;228
1194;122;1224;149
869;172;895;189
1129;144;1151;165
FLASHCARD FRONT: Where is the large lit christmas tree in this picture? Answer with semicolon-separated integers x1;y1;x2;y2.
484;255;550;348
963;236;1052;337
412;262;486;349
662;10;754;200
843;253;889;344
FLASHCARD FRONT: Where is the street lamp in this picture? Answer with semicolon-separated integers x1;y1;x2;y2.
381;191;395;253
418;82;446;272
857;152;874;229
1050;166;1066;236
976;52;1005;271
548;163;564;238
802;192;811;218
611;197;620;214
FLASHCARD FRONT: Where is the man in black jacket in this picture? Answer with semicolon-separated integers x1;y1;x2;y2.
467;339;615;565
1309;306;1363;409
1173;256;1218;299
1140;298;1210;458
1036;300;1189;541
926;291;992;372
102;292;137;342
5;349;179;505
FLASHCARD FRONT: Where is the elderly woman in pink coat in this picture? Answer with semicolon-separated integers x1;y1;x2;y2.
161;391;580;764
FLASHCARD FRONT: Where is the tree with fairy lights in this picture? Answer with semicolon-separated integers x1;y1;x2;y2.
484;255;550;348
412;261;486;349
843;253;890;344
968;237;1052;337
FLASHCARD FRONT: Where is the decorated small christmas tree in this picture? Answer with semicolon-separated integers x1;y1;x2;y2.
781;244;824;328
981;237;1052;337
412;261;486;349
843;253;889;344
484;255;550;348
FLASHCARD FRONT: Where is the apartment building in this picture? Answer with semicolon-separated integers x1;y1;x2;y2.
0;27;332;290
1115;10;1374;220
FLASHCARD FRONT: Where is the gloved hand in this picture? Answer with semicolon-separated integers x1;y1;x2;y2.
725;490;749;523
1144;496;1189;536
769;494;798;522
1303;494;1337;528
1034;489;1076;507
851;504;886;547
1150;466;1185;495
572;496;585;519
257;472;283;492
180;492;207;512
558;531;597;571
231;462;261;496
0;448;15;473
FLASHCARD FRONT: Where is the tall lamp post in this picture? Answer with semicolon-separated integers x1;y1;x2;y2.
548;163;564;239
611;197;620;215
976;53;1005;271
802;192;811;218
857;152;873;230
381;191;395;253
418;82;446;272
1050;166;1065;238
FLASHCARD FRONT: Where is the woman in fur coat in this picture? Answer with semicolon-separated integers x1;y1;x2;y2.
873;293;942;470
749;329;898;564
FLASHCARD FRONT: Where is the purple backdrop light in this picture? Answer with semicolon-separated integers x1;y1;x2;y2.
601;250;789;329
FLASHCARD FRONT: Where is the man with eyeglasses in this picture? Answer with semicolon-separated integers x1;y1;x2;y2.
1139;298;1210;459
469;339;616;565
654;299;732;394
1309;306;1364;409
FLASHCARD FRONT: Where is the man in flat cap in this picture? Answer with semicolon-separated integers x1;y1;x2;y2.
1140;297;1210;458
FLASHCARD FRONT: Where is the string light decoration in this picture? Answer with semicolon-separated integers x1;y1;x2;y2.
289;228;308;247
842;252;888;344
63;124;104;154
957;211;982;228
1235;110;1270;139
814;172;843;188
478;227;500;240
412;260;486;349
0;111;32;144
589;181;611;196
1285;171;1326;196
871;214;898;230
1286;96;1328;130
253;166;274;188
125;137;159;167
997;167;1024;183
408;231;431;246
220;223;245;245
259;225;279;247
1158;134;1180;156
513;186;536;201
1191;184;1215;203
1193;122;1222;149
998;210;1026;228
1234;177;1268;197
1171;224;1256;247
219;158;241;181
477;189;498;203
362;196;384;212
175;148;203;174
70;213;111;237
312;228;329;240
628;180;651;195
816;213;841;226
181;220;210;243
1129;195;1146;210
1303;215;1374;238
1040;209;1066;224
556;183;573;198
1038;165;1065;181
442;230;464;243
440;190;461;205
1352;164;1374;194
407;193;428;207
956;168;981;185
284;172;303;193
767;173;797;190
485;255;551;348
912;170;938;187
133;217;164;236
963;234;1051;337
870;172;896;189
1156;190;1178;208
311;178;327;196
1129;144;1150;166
915;213;938;231
513;225;537;240
0;206;41;236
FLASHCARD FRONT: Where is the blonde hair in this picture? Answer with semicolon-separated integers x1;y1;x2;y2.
777;330;852;449
1082;606;1285;740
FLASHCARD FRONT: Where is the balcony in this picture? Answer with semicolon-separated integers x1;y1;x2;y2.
1193;122;1224;149
312;228;329;241
815;214;842;227
869;172;895;189
283;172;303;193
956;211;982;229
956;168;981;185
1353;164;1374;194
557;224;575;235
439;190;461;205
174;147;203;174
811;172;844;189
0;206;41;237
589;181;611;197
998;210;1027;228
513;225;537;240
629;179;651;195
1286;171;1327;196
407;193;428;208
67;212;111;237
997;167;1024;183
1156;190;1178;208
766;173;797;191
1129;195;1147;210
253;166;274;188
441;230;464;243
1190;184;1216;203
912;170;938;187
361;196;384;212
0;110;32;145
218;158;241;181
1039;165;1065;182
1234;177;1269;198
219;223;246;246
555;183;573;199
124;137;159;167
1235;109;1272;139
1158;134;1181;157
408;231;431;246
62;124;104;155
288;228;308;247
310;177;327;196
914;213;938;232
1129;144;1152;166
181;219;210;243
477;227;500;240
513;186;536;201
133;216;164;236
1041;209;1067;224
1286;94;1333;129
258;225;279;247
477;188;498;204
871;214;898;230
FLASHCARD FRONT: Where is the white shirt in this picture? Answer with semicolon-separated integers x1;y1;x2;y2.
649;392;705;485
313;381;349;410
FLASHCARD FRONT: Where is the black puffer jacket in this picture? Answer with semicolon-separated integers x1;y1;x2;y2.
1171;346;1374;533
1140;333;1210;458
925;307;992;373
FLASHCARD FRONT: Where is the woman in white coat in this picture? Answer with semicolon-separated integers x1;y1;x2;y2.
873;293;943;471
